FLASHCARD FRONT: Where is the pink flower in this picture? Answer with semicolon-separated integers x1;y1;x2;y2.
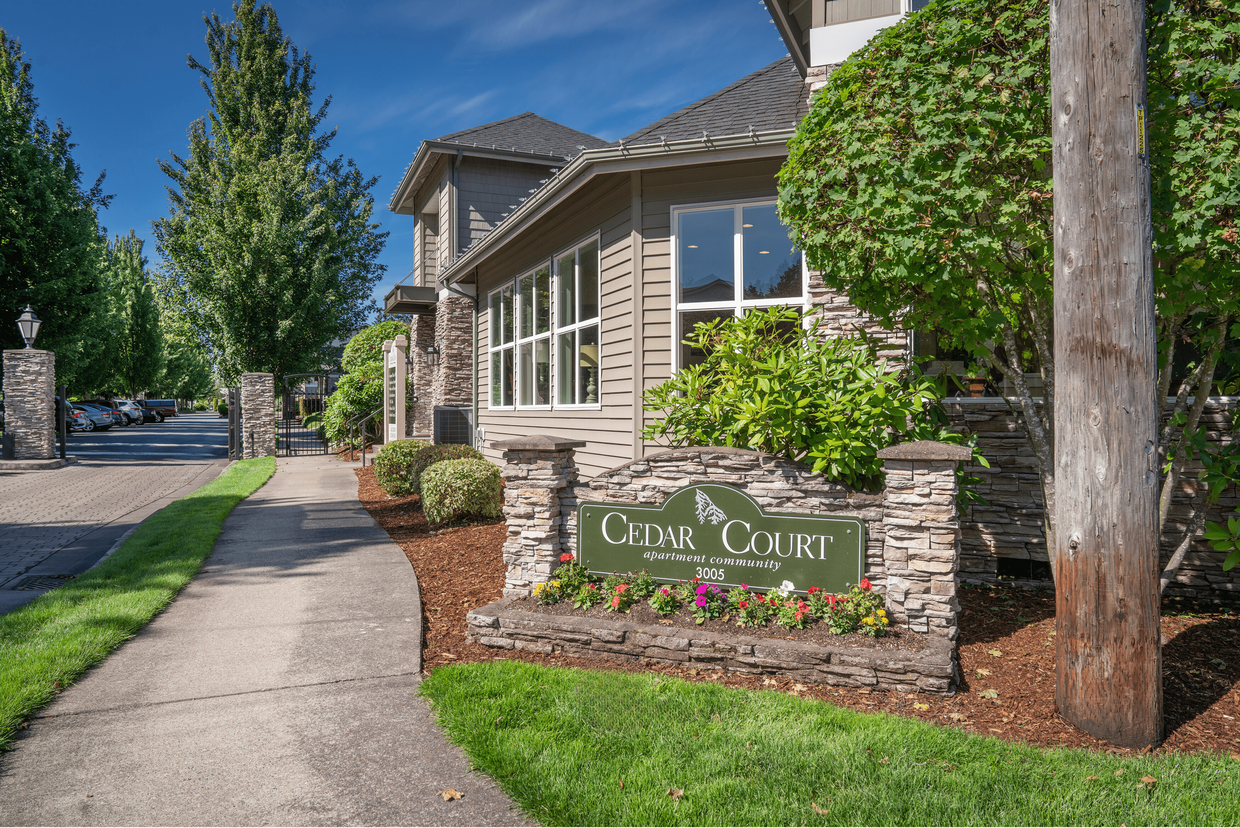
611;596;621;608
695;597;707;608
660;587;670;596
740;584;749;590
696;584;709;596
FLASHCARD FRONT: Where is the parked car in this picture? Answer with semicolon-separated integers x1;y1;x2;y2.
73;404;112;431
109;399;144;425
139;399;178;422
86;400;130;427
68;406;92;432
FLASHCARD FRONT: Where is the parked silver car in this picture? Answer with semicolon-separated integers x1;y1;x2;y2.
72;405;109;431
112;399;144;425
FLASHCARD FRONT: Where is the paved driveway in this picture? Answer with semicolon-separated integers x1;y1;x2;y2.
0;413;228;614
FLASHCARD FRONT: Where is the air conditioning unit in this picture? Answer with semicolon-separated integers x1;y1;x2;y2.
433;406;473;445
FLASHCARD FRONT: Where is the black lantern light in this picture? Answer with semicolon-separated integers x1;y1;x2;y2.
425;344;441;367
17;306;41;349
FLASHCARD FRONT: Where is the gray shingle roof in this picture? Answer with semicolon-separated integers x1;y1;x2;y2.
620;56;806;147
434;112;609;158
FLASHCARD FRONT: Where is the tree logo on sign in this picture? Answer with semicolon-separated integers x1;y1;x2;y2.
695;489;727;525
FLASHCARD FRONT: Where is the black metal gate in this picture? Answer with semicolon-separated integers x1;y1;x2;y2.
280;374;331;456
227;387;242;461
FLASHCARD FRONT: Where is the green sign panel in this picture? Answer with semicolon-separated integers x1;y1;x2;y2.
577;483;865;594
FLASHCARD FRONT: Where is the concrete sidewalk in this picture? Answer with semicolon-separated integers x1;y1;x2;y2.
0;455;530;826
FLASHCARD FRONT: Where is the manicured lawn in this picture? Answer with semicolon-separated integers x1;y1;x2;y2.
0;456;275;751
422;661;1240;826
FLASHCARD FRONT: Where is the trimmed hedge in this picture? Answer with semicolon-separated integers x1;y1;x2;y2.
372;439;431;496
422;457;503;524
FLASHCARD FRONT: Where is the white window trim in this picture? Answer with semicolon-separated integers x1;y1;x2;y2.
552;232;603;410
487;282;516;411
515;263;553;411
669;197;808;374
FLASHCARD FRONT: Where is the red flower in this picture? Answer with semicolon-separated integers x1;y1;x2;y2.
560;552;574;563
738;600;749;609
615;583;630;593
807;586;821;595
611;596;621;607
797;601;808;611
859;577;873;591
827;594;837;607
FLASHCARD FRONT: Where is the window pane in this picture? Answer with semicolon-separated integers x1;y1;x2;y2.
557;252;576;326
519;273;534;339
578;325;599;404
490;351;502;406
501;348;514;407
579;241;599;321
519;342;533;406
489;291;501;346
534;337;550;405
557;331;576;405
535;265;551;334
678;208;734;304
742;204;801;301
679;310;733;369
502;286;514;344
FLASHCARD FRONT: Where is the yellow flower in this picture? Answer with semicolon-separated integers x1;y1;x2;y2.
550;580;561;589
877;609;886;617
863;617;873;625
881;616;889;625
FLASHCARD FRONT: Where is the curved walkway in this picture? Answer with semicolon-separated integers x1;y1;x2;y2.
0;455;529;826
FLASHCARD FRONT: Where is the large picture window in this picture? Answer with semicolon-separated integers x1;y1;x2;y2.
555;238;600;406
487;235;601;410
673;200;803;369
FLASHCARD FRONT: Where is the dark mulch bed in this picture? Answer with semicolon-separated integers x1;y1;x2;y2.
355;465;1240;757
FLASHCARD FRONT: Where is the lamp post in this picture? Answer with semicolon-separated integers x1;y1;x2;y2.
17;306;41;349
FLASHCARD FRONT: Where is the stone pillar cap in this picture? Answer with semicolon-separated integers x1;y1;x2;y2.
877;440;973;461
383;339;394;351
492;435;587;451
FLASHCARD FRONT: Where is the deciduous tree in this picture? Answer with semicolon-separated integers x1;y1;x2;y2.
153;0;386;386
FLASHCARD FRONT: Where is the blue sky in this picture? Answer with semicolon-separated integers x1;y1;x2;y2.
2;0;790;310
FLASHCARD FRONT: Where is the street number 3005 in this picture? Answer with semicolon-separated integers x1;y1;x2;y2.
695;567;725;582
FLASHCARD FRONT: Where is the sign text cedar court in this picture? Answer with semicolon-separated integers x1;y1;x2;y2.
576;483;864;594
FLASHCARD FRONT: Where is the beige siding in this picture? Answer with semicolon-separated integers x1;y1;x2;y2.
475;155;785;479
477;173;635;477
458;158;562;252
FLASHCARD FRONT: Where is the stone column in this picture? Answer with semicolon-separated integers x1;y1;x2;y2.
433;293;473;408
2;350;56;459
240;372;276;459
877;441;972;641
409;314;435;438
492;435;585;597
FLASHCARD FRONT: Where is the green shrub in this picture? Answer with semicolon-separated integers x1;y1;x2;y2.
302;411;323;430
322;364;382;446
372;439;431;496
217;402;228;416
341;320;407;375
405;443;483;496
421;457;502;524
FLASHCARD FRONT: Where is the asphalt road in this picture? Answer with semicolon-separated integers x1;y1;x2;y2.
0;412;229;614
66;410;229;462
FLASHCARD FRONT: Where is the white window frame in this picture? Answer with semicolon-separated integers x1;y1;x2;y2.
515;263;553;410
669;197;808;374
487;281;516;410
552;233;603;410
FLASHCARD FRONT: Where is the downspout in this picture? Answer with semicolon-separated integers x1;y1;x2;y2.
442;276;479;449
452;148;463;261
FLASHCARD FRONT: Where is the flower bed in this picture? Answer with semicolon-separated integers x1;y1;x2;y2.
469;554;958;693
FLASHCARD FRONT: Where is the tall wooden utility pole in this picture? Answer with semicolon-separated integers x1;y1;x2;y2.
1050;0;1161;747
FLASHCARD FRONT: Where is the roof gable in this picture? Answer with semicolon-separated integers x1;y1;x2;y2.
434;112;609;158
620;56;806;147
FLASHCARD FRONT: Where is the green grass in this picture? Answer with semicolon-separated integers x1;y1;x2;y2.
422;661;1240;826
0;456;275;751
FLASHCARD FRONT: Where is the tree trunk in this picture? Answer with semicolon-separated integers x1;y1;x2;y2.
1050;0;1162;748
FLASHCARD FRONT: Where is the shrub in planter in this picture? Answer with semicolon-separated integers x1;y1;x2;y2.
372;439;431;496
406;442;483;496
421;457;502;524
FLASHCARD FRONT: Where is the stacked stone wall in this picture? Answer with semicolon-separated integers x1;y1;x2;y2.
945;397;1240;599
433;295;473;408
408;315;435;437
1;350;55;459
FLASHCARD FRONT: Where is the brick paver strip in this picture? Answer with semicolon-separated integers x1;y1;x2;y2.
0;463;211;584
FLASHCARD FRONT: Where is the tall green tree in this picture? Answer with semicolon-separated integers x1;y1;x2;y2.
153;0;386;387
0;30;111;387
107;232;164;399
153;339;215;402
777;0;1240;590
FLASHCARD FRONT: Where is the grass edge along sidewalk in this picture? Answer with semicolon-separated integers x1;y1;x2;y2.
422;661;1240;827
0;456;276;752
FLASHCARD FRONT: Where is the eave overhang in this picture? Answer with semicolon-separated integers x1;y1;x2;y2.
764;0;809;78
383;284;438;315
437;129;795;286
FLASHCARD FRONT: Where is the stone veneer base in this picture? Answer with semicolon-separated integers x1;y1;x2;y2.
467;598;959;694
0;456;78;471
